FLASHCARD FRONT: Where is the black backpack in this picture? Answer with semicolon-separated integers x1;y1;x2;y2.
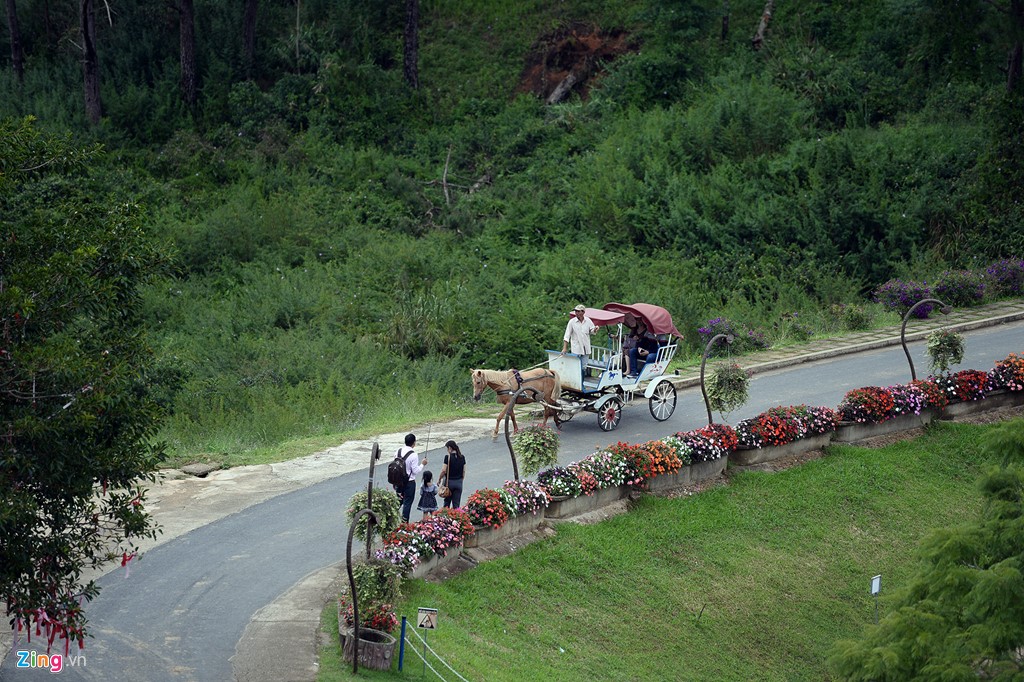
387;447;411;487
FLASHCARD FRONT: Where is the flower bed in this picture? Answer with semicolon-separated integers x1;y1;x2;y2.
464;511;546;548
838;386;896;423
988;353;1024;392
930;369;991;409
833;409;939;443
732;432;834;466
374;508;474;574
538;424;736;503
735;405;839;448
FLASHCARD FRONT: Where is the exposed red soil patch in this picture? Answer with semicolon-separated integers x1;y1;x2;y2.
517;23;638;102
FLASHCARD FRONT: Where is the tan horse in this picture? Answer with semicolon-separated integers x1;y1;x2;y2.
471;368;562;439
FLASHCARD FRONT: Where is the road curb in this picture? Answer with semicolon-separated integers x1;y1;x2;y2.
668;310;1024;390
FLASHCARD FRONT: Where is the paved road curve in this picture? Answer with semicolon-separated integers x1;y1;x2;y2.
3;321;1022;681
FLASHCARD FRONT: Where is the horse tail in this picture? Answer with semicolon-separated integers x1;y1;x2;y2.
548;370;562;406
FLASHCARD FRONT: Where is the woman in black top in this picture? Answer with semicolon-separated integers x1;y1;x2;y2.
440;440;466;509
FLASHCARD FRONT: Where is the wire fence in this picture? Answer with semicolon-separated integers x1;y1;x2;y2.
400;617;470;682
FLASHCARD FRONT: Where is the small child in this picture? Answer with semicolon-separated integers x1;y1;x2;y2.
417;470;438;518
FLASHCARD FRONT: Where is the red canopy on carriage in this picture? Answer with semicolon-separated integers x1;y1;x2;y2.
602;302;683;338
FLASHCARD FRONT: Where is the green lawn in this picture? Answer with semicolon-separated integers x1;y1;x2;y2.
318;420;1005;680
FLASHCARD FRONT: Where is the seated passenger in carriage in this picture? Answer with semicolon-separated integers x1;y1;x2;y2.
628;332;660;377
621;314;644;376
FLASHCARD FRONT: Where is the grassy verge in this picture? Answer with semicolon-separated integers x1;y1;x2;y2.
317;420;1005;680
159;401;499;470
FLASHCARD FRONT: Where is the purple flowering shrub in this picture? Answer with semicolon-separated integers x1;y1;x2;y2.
934;270;986;307
874;279;933;318
698;317;770;356
985;258;1024;296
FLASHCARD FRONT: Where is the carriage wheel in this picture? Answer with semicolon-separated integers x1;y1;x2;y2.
553;410;573;428
648;381;677;422
598;397;623;432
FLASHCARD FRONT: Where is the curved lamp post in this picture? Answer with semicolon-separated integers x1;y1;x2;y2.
502;385;542;482
700;333;734;425
364;442;380;560
901;298;953;381
345;508;378;674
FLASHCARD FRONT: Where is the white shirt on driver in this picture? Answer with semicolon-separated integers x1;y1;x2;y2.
564;316;598;356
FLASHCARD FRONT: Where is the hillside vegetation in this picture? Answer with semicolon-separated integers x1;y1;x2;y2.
2;0;1022;461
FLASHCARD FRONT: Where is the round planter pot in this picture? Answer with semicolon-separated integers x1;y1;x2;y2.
341;627;397;671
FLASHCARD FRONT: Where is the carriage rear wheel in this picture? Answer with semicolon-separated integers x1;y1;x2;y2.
553;410;573;428
648;381;677;422
598;397;623;431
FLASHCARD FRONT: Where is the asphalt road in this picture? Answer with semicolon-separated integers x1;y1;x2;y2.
3;320;1022;681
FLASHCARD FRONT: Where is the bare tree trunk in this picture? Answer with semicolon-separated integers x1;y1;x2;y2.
1009;0;1023;92
721;0;730;42
80;0;102;125
243;0;258;79
179;0;197;112
403;0;419;89
546;68;581;105
5;0;24;82
1010;42;1022;92
751;0;773;51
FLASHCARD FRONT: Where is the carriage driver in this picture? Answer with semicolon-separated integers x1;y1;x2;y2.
560;304;598;356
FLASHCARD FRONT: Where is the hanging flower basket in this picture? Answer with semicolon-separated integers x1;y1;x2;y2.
926;329;965;374
707;362;750;416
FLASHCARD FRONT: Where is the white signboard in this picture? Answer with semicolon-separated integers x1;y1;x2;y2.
417;607;438;630
871;575;882;595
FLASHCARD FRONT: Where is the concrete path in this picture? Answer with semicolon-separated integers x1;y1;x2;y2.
3;298;1022;680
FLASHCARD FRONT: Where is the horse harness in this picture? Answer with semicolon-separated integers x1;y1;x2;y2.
494;369;554;398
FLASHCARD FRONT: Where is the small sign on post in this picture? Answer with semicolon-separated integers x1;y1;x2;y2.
417;607;438;630
870;574;882;624
416;607;439;676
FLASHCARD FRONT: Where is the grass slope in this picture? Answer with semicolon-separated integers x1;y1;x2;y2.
319;420;999;680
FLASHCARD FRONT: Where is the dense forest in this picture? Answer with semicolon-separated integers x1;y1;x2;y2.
3;0;1023;460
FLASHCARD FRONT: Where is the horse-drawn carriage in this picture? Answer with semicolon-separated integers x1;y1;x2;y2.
471;302;682;436
546;302;682;431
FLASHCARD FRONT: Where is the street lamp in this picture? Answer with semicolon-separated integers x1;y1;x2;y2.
700;333;734;425
901;298;953;381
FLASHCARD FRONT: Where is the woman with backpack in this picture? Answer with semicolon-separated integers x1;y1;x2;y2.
439;440;466;509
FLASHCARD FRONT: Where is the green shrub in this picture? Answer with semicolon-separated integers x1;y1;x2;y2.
828;303;873;331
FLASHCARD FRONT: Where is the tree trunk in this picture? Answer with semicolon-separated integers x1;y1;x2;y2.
179;0;197;112
1009;0;1023;92
721;1;729;42
243;0;258;79
1009;42;1022;92
80;0;102;125
403;0;419;89
5;0;24;83
751;0;773;51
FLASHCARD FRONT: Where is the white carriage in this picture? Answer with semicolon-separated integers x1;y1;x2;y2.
546;302;682;431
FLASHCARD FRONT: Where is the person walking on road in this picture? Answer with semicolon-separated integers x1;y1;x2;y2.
439;440;467;509
395;433;426;522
